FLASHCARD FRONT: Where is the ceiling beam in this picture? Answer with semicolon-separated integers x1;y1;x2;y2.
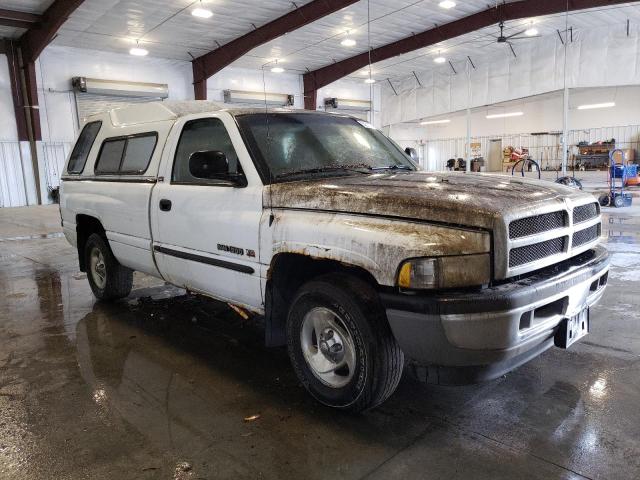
192;0;359;99
20;0;85;63
0;8;42;29
302;0;635;109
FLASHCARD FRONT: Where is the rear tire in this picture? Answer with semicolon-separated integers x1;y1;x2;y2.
286;273;404;412
85;233;133;301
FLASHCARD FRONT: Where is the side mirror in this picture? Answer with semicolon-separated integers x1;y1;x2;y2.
189;150;229;179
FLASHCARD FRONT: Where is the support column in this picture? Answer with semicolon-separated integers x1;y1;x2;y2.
303;73;317;111
465;59;471;173
192;60;207;100
562;84;569;176
8;40;42;204
5;40;28;141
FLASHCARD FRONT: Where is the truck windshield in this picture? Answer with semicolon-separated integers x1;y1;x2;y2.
235;113;416;182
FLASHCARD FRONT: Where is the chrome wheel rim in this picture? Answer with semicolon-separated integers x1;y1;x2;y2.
300;307;356;388
90;247;107;290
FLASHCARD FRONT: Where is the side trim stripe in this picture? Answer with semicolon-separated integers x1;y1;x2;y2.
153;245;255;274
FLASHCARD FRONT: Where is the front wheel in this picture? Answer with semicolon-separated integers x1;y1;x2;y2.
85;233;133;300
286;273;404;412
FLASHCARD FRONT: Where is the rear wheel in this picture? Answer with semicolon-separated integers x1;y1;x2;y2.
614;195;625;208
85;233;133;300
286;273;404;412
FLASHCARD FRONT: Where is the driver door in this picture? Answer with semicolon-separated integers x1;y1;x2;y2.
150;114;263;311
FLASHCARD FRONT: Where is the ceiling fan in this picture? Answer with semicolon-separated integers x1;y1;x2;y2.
493;21;540;44
481;21;540;57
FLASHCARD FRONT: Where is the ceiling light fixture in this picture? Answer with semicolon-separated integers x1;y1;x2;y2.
439;0;456;8
364;78;375;84
420;119;451;125
341;37;356;47
577;102;615;110
434;56;446;64
129;41;148;56
486;111;524;119
525;27;538;36
192;1;213;18
270;59;285;73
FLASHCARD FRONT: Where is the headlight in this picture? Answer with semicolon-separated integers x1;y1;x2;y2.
397;254;491;289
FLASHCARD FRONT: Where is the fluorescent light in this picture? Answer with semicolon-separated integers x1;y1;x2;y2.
577;102;615;110
341;38;356;47
364;78;375;84
434;56;446;64
420;119;451;125
486;111;524;119
439;1;456;8
129;47;148;56
525;27;538;36
271;66;285;73
192;7;213;18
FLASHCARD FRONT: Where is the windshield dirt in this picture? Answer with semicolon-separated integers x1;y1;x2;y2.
235;113;416;182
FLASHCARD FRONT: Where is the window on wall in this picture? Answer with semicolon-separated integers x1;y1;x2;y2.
94;133;158;175
172;118;241;184
66;121;102;174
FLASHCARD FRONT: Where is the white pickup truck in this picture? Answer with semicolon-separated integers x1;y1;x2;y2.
60;101;609;411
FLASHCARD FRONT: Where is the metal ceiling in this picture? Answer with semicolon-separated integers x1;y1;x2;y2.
0;0;638;86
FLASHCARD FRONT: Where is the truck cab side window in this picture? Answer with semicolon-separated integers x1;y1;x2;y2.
173;118;241;184
67;121;102;174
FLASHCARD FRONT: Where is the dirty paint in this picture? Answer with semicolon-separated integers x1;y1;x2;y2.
267;171;601;280
268;210;490;286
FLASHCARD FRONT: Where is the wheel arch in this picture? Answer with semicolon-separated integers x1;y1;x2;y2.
76;214;106;272
264;252;381;347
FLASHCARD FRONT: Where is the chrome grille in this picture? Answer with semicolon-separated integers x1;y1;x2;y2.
509;236;567;268
573;203;599;224
573;223;601;247
509;211;567;239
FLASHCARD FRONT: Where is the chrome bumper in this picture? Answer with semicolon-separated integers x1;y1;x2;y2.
381;246;609;384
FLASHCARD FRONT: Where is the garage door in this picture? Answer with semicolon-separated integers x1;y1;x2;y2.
74;92;165;124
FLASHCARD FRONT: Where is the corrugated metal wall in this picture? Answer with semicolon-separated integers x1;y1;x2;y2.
0;142;28;208
423;124;640;171
0;141;73;207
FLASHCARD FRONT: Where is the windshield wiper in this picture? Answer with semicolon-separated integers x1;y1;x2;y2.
369;164;414;171
275;165;372;179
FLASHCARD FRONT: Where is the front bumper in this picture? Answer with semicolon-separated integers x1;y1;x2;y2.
381;246;610;384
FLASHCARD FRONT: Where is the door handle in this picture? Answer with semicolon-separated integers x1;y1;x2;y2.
159;199;172;211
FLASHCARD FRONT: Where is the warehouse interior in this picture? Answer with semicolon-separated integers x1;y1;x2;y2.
1;1;640;479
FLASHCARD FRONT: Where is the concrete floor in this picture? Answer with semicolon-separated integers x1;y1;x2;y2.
1;205;639;480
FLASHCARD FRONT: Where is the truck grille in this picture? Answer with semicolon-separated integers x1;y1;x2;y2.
573;203;599;224
509;236;567;268
573;223;601;247
509;211;567;239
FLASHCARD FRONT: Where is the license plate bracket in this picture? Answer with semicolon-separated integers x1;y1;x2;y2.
555;308;589;349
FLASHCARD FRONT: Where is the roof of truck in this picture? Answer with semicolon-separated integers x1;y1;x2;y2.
91;100;333;127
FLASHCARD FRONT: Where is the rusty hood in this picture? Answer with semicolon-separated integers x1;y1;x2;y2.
267;171;588;230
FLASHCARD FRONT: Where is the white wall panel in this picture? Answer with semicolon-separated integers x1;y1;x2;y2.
382;24;640;127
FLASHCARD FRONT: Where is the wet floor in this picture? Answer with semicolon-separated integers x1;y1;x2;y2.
1;205;639;480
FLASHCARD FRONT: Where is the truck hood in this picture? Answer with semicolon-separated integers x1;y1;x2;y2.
267;171;590;230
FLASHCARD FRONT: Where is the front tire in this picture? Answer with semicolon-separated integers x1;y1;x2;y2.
85;233;133;301
286;273;404;412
